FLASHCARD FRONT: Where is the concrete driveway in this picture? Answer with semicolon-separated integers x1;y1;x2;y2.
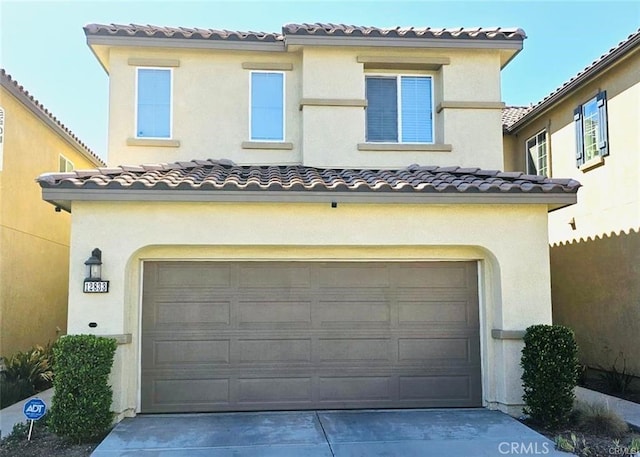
91;409;564;456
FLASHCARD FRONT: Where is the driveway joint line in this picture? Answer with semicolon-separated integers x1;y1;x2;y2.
315;411;335;457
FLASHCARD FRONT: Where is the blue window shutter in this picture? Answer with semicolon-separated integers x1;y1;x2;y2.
251;72;284;141
400;76;432;143
137;69;171;138
574;107;584;166
366;77;398;142
596;91;609;157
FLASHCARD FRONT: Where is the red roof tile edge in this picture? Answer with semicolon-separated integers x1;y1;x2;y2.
37;159;581;194
84;23;526;42
1;69;105;167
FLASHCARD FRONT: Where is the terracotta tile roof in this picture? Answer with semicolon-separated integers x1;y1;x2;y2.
507;28;640;131
502;106;531;129
0;69;105;167
84;23;526;43
83;23;282;42
38;159;579;194
283;23;526;41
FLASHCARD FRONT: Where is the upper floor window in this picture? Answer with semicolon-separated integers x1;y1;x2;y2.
250;71;284;141
59;154;74;172
574;91;608;166
136;68;172;139
526;130;548;177
365;75;433;143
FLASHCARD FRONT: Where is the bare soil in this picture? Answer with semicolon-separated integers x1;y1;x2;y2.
0;421;101;457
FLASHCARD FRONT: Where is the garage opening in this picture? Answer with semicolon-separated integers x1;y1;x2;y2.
141;261;481;412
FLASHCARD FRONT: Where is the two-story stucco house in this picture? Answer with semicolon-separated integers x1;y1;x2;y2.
0;69;105;358
37;23;580;421
503;29;640;377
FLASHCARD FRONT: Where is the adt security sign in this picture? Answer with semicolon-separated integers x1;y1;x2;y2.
23;398;47;420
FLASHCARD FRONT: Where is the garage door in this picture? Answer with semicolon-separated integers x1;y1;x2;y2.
141;261;481;412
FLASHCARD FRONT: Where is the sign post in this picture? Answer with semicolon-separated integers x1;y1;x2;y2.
23;398;47;441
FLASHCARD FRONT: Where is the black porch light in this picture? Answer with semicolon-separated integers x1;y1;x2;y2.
84;248;103;280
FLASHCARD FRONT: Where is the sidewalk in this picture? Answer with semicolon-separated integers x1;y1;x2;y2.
0;388;54;438
576;386;640;429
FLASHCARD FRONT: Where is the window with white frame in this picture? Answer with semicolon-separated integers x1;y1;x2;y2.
250;71;284;141
574;91;608;166
365;75;433;143
525;131;548;176
136;68;172;139
59;154;74;172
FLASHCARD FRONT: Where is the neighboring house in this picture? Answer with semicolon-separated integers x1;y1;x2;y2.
37;23;580;421
0;69;105;357
503;30;640;376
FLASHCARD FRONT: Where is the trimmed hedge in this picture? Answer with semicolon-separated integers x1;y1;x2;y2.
49;335;117;443
521;324;579;429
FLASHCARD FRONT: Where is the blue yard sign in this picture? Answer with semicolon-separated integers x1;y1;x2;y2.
23;398;47;420
23;397;47;440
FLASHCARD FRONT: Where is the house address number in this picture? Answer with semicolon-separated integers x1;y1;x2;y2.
83;281;109;293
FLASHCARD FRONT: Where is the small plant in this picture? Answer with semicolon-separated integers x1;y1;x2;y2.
554;433;591;455
521;324;580;429
599;354;635;395
0;343;55;408
48;335;117;443
573;401;628;437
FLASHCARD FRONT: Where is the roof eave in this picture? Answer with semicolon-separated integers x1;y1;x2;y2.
86;35;286;53
41;187;577;212
508;33;640;132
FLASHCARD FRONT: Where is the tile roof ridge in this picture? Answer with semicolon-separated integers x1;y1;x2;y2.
0;68;105;167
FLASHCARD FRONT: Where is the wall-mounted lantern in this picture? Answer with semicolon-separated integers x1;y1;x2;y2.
83;248;109;293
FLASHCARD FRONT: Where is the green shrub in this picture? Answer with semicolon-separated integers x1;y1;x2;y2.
48;335;117;443
521;324;579;429
0;343;55;408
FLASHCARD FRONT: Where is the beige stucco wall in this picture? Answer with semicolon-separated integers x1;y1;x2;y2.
107;46;505;170
65;200;553;419
0;87;100;357
503;50;640;375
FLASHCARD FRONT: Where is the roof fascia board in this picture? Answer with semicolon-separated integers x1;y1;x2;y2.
1;80;103;167
42;188;576;206
284;35;523;51
509;35;640;132
86;35;285;52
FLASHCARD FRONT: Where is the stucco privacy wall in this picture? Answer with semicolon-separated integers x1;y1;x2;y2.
107;46;504;170
66;200;552;418
0;88;98;356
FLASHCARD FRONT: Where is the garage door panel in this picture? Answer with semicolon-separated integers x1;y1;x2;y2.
238;300;312;326
396;265;468;288
236;339;312;363
398;301;474;326
237;378;312;403
141;261;481;412
315;300;391;325
238;265;311;288
152;300;231;327
318;377;392;401
156;265;231;288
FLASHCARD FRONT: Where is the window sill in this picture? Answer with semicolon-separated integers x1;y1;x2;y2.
127;138;180;148
579;155;605;172
241;141;294;150
357;143;452;152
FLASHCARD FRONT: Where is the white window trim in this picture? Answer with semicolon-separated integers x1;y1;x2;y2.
134;67;174;140
365;73;435;144
525;129;548;176
249;70;286;142
59;154;74;172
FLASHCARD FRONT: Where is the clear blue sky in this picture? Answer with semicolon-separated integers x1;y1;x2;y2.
1;0;638;160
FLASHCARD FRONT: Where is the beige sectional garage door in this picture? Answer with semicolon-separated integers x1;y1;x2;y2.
141;261;481;413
